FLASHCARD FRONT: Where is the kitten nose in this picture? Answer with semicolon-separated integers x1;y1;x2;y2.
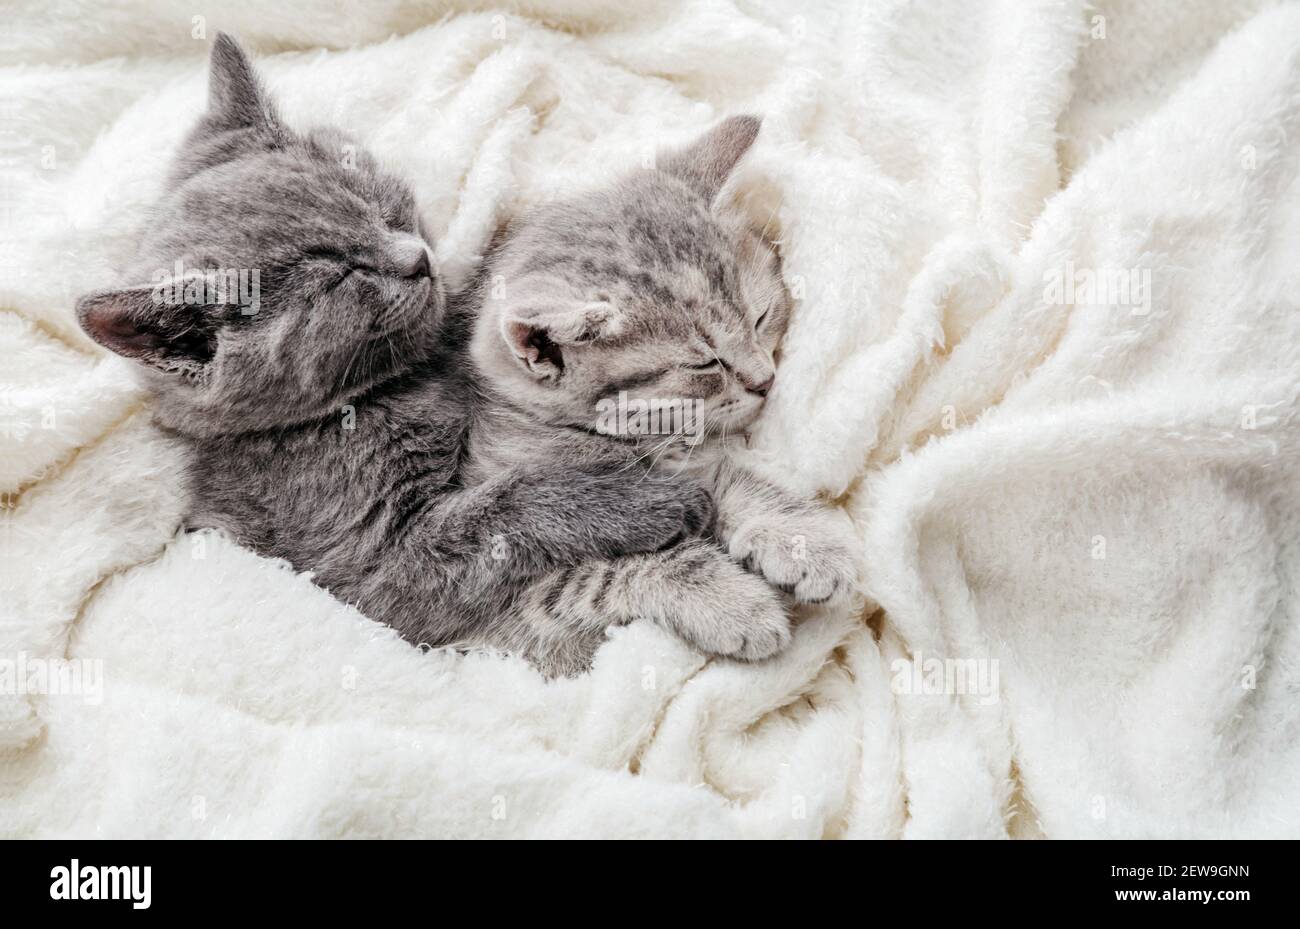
393;236;432;279
746;373;775;397
409;249;431;279
403;247;431;279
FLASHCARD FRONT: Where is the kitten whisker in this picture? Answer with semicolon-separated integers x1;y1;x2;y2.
643;426;689;475
621;427;684;475
338;338;366;392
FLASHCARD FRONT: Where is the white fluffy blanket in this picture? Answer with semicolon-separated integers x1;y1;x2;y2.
3;0;1298;838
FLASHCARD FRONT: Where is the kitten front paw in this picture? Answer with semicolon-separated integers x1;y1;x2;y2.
636;479;715;550
663;556;792;661
584;471;715;556
728;510;858;604
675;482;718;538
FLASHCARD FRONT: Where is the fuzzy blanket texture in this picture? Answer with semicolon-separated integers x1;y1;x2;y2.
2;0;1298;839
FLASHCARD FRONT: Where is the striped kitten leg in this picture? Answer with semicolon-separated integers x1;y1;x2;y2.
489;540;791;678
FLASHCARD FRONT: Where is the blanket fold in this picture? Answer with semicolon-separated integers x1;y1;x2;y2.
2;0;1296;838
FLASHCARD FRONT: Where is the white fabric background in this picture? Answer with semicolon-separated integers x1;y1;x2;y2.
2;0;1296;838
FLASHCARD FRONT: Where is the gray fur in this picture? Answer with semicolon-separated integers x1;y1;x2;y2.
466;116;858;676
76;34;716;652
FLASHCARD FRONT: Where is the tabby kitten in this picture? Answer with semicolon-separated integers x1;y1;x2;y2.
465;117;858;675
75;35;715;650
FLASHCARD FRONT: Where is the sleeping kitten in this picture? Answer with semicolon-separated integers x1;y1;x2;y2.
75;35;715;649
465;116;859;675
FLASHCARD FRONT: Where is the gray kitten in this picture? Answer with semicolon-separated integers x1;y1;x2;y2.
465;117;859;675
75;35;715;649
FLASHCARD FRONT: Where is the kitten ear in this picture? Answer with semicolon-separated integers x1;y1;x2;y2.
171;35;282;186
77;283;216;374
501;301;621;380
207;32;279;132
658;115;761;201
